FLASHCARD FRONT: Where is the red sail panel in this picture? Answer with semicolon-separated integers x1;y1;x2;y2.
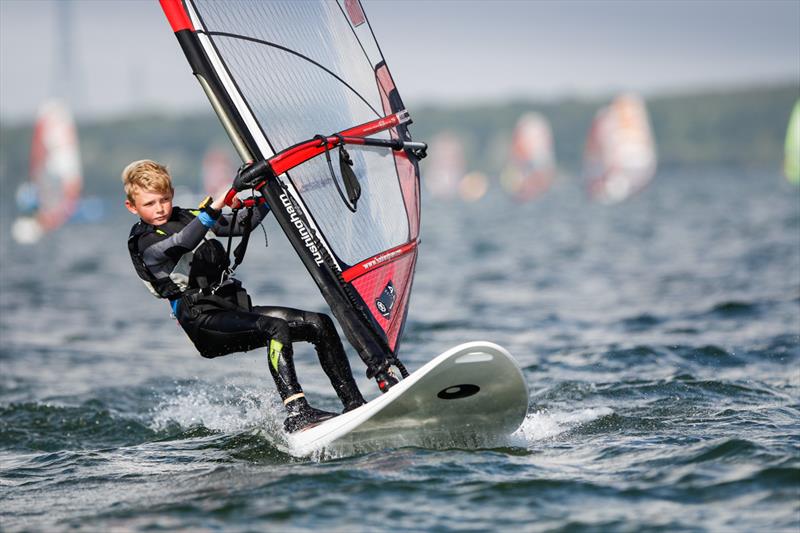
375;64;420;241
361;62;421;351
394;150;419;241
349;252;417;352
344;0;366;27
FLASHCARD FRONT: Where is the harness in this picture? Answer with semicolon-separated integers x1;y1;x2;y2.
127;206;256;314
127;208;198;299
186;204;256;316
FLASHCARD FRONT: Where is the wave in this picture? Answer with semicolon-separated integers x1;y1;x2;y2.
510;407;614;446
149;382;280;435
0;401;156;452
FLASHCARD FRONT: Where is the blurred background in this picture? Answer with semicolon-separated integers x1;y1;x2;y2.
1;0;798;207
0;2;799;530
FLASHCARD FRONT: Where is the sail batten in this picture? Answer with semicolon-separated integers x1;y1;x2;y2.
203;31;384;118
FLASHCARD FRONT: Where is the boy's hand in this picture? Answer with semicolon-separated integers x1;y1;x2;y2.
210;188;228;211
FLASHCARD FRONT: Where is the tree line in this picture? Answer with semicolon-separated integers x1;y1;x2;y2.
0;83;796;198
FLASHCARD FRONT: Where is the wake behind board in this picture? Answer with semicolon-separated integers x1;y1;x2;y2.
286;341;529;457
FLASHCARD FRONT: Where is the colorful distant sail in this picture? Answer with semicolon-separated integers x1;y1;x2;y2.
458;171;489;203
12;100;82;244
425;132;465;200
784;99;800;185
501;113;556;202
583;94;657;204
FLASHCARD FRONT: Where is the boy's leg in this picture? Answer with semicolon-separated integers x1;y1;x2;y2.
266;333;336;432
180;307;334;431
253;306;366;412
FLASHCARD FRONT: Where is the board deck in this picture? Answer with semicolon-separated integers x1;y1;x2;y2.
285;341;529;456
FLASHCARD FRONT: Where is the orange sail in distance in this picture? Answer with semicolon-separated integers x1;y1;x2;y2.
12;100;82;244
501;113;556;202
583;94;657;204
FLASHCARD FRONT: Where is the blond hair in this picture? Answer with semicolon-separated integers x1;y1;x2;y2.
121;159;174;203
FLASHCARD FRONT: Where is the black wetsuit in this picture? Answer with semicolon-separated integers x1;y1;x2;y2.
128;206;366;421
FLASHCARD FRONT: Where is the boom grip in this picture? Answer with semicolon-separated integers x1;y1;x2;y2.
233;159;271;191
223;188;268;209
223;188;242;208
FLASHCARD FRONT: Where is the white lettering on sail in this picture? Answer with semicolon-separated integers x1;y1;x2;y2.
280;193;324;266
361;249;403;271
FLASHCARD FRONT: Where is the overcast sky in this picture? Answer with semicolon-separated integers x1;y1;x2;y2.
1;0;798;124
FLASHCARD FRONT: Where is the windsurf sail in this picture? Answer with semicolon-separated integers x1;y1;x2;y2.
784;99;800;185
12;100;83;244
501;113;556;202
159;0;425;376
583;93;657;204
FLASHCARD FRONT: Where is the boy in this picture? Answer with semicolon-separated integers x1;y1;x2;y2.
122;159;366;433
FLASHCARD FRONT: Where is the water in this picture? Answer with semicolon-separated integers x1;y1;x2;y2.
1;168;798;531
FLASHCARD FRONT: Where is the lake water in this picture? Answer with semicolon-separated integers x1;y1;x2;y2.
1;167;798;531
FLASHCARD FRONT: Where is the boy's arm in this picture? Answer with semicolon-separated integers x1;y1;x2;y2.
139;213;218;276
212;204;270;237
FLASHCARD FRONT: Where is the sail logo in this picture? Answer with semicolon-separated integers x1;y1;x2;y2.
361;249;404;271
279;193;324;266
375;281;395;319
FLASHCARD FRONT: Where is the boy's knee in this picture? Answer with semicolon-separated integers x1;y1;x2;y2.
305;312;341;348
257;316;290;345
308;312;335;333
198;345;226;359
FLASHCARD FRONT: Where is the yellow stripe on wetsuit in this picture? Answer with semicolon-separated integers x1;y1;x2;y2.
269;339;283;371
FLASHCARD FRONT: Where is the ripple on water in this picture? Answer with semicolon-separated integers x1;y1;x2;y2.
0;401;157;452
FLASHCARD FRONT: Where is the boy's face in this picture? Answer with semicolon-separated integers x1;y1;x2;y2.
125;188;174;226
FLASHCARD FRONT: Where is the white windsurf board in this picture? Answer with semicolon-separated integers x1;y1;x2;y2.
285;341;529;457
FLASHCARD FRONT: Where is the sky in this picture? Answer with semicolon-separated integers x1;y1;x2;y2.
0;0;798;124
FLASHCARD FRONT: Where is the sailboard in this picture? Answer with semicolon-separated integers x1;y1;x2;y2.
285;341;529;457
12;100;82;244
583;93;657;204
501;112;556;202
784;99;799;185
159;0;428;378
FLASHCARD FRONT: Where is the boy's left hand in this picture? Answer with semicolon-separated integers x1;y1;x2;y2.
210;188;229;211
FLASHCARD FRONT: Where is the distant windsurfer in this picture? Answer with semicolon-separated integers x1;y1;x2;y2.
122;159;366;432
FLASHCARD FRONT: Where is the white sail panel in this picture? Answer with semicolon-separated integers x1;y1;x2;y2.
192;0;409;264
